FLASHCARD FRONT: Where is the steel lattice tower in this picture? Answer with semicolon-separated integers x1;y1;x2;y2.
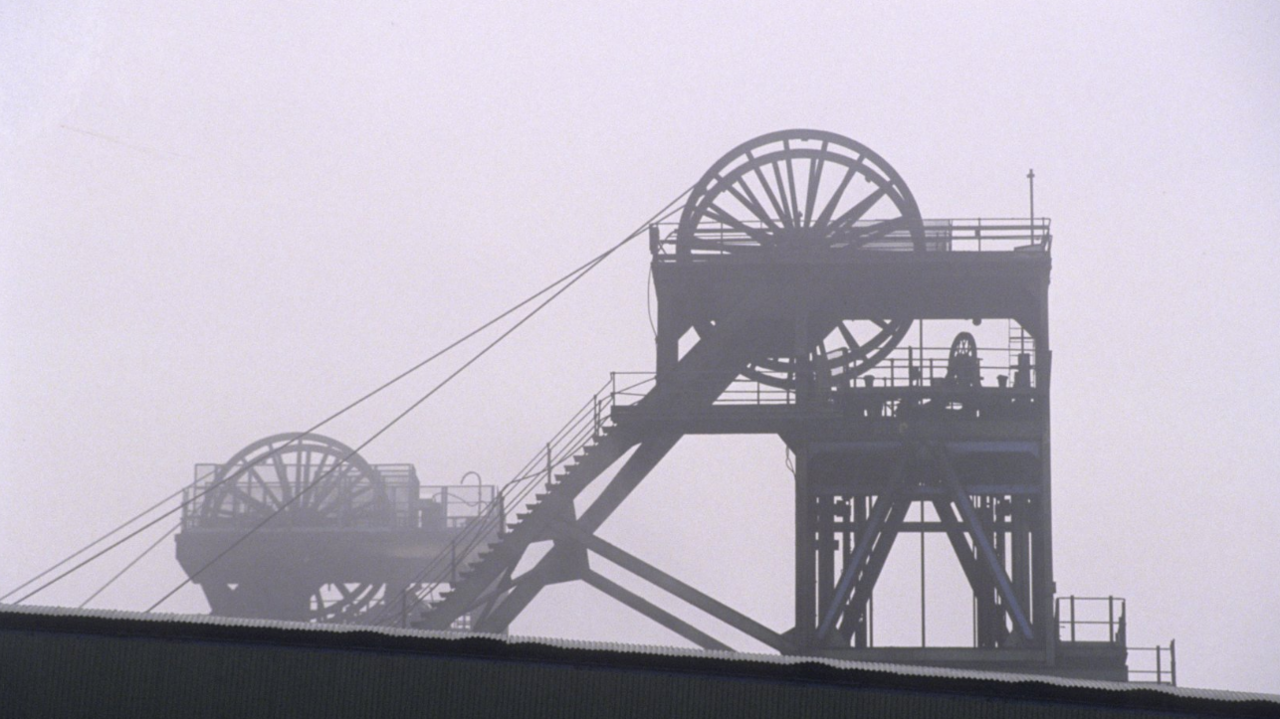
408;129;1136;679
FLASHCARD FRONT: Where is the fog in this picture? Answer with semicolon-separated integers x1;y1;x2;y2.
2;0;1278;693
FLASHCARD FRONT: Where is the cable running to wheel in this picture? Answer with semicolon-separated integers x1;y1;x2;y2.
78;522;181;609
146;186;693;613
8;189;686;606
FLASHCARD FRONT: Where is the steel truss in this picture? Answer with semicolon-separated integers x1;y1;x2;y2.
416;129;1077;674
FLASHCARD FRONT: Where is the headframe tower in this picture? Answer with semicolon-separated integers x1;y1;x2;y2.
412;130;1134;679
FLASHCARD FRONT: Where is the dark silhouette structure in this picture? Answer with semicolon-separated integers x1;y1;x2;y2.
400;129;1172;680
172;130;1173;681
0;608;1239;718
175;432;499;624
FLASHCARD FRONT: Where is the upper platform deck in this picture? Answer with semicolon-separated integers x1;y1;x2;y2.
652;217;1051;263
650;218;1052;336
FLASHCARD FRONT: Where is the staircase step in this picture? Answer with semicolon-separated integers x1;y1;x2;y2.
413;409;633;629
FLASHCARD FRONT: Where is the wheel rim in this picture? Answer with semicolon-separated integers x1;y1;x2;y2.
734;318;913;390
677;129;924;256
200;433;390;528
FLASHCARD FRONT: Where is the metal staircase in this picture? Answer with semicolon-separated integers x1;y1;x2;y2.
415;425;635;629
399;301;766;632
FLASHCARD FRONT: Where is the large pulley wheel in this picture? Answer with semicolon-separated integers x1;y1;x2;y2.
676;129;925;256
750;318;912;389
706;317;912;390
199;432;390;528
680;130;921;386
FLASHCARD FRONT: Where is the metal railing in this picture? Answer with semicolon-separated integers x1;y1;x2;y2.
1056;595;1176;687
650;217;1051;258
418;485;498;530
606;345;1039;412
1128;641;1177;686
181;464;499;531
1056;595;1126;644
380;376;624;625
181;463;424;530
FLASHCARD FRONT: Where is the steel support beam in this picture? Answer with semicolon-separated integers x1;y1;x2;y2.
580;568;731;651
930;499;988;601
938;451;1034;640
553;520;791;652
472;435;679;632
817;456;907;639
837;495;912;641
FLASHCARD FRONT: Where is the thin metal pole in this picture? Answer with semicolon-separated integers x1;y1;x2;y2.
918;320;925;386
1070;595;1076;642
920;501;926;647
869;592;874;646
1027;169;1036;240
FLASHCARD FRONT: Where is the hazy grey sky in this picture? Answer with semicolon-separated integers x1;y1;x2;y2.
3;0;1278;693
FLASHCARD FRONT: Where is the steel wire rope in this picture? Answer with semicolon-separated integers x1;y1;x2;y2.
0;487;190;603
146;255;604;612
7;209;675;605
372;372;632;626
77;521;181;609
371;204;691;625
385;367;659;623
8;262;598;605
375;309;646;623
147;186;694;614
368;350;622;620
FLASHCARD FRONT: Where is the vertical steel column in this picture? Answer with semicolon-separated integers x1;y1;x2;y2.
1012;495;1031;623
919;501;927;647
1037;280;1055;659
817;494;835;627
794;443;815;648
849;495;868;648
654;273;679;383
793;301;816;649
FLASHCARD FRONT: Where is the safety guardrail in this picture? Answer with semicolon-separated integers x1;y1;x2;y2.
605;344;1039;411
181;465;499;531
1055;595;1175;686
650;217;1051;258
376;376;624;625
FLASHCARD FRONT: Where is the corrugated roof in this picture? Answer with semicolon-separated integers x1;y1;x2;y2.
4;602;1275;708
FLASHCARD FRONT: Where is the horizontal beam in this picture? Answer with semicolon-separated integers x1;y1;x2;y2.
940;452;1034;640
612;407;1043;439
811;485;1041;498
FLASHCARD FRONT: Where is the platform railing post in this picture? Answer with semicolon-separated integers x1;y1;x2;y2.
497;492;506;536
1170;639;1177;686
1156;645;1163;684
1109;595;1115;643
546;443;553;484
1070;595;1076;642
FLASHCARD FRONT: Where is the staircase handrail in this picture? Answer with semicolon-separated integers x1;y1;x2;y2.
371;376;621;625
